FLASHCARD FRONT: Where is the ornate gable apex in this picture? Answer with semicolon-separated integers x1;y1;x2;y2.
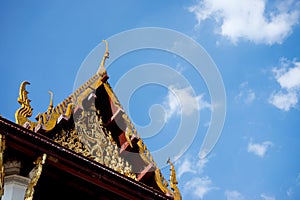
14;40;181;200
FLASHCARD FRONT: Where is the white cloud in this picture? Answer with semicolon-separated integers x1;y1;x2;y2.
164;86;210;121
235;82;256;104
225;190;245;200
269;59;300;111
177;156;209;178
277;63;300;90
248;140;273;157
185;177;215;199
197;156;209;171
269;91;298;111
177;158;197;178
188;0;299;45
178;155;214;199
260;193;275;200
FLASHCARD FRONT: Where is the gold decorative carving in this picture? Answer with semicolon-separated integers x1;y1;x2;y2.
54;128;92;158
15;81;35;129
15;41;109;131
154;168;172;194
24;153;47;200
53;110;137;180
97;40;109;75
0;134;5;198
15;72;103;133
47;91;54;115
65;103;74;118
167;158;181;200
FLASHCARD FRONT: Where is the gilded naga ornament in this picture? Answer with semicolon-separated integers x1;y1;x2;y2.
15;81;33;127
24;153;47;200
167;158;181;200
15;83;73;132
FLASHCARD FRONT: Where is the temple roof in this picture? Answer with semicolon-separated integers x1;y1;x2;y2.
0;116;171;200
12;40;181;199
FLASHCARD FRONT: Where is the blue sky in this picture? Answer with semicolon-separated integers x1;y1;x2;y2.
1;1;300;200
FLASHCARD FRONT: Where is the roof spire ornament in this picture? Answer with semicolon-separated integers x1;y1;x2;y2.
97;40;109;75
47;91;53;115
167;158;182;200
15;81;33;125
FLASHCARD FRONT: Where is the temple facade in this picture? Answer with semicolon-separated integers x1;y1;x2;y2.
0;41;181;200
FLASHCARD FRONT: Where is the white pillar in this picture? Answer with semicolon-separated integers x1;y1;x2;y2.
2;161;29;200
2;175;29;200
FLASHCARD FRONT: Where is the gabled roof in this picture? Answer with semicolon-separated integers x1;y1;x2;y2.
12;40;181;199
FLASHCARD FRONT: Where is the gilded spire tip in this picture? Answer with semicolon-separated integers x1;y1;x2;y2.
97;40;109;75
47;91;53;115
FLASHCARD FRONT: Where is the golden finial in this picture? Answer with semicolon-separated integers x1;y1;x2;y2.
97;40;109;75
47;91;53;115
